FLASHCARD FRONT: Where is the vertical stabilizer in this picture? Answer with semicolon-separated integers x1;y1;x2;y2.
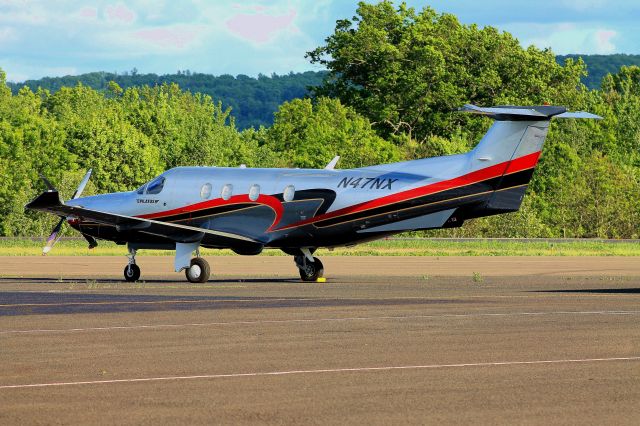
460;105;601;213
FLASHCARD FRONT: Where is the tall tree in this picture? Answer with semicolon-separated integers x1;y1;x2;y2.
307;1;586;143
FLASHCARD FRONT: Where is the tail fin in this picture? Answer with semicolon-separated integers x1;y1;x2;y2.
460;104;601;214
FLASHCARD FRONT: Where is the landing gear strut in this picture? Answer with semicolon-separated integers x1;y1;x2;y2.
124;248;140;282
295;255;324;282
185;252;210;283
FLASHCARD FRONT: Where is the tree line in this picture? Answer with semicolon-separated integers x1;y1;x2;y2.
8;71;327;130
557;54;640;90
1;1;639;239
8;53;640;131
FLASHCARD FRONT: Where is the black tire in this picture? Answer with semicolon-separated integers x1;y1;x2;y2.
298;257;324;282
185;258;211;283
124;264;141;282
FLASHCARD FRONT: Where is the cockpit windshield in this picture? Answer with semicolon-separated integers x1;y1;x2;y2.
136;175;166;195
146;176;166;194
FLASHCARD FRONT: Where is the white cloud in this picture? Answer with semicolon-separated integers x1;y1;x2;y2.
592;29;617;54
502;22;619;54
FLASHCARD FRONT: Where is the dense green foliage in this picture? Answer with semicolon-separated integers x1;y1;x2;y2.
8;71;326;130
309;1;640;238
1;1;639;239
557;54;640;89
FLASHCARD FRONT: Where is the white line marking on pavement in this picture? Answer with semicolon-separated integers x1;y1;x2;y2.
1;310;639;335
1;356;639;390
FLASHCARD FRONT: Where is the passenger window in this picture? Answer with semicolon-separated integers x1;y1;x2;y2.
249;184;260;201
146;176;165;195
221;184;233;201
283;185;295;202
200;183;212;199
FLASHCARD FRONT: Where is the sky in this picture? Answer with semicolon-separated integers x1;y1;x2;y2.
1;0;639;82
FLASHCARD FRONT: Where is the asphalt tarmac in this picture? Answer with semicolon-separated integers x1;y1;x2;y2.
0;256;639;425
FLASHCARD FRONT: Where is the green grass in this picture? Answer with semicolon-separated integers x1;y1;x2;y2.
1;238;639;256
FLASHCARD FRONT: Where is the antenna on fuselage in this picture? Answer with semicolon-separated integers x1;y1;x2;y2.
324;156;340;170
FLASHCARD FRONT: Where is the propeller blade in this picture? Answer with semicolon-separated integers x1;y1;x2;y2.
42;217;65;256
38;173;57;191
71;169;92;199
41;170;92;256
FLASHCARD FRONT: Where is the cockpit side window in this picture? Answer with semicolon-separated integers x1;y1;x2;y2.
145;176;166;195
136;184;146;195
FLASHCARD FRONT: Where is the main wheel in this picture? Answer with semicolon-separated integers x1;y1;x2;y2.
124;264;141;282
185;258;211;283
298;257;324;282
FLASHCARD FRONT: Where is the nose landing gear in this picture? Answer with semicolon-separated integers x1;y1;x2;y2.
124;248;141;282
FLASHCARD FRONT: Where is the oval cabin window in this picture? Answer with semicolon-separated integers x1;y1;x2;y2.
200;183;212;199
249;184;260;201
283;185;295;202
221;184;233;201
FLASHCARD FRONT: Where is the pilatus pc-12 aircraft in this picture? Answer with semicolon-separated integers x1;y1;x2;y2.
27;105;600;283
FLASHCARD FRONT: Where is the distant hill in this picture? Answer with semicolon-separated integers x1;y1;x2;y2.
557;54;640;89
8;53;640;127
8;70;327;129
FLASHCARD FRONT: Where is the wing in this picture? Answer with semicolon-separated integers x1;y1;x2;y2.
26;191;260;245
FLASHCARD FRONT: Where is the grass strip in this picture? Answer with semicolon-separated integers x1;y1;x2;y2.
1;238;639;257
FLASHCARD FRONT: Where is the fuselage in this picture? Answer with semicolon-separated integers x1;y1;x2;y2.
67;143;537;251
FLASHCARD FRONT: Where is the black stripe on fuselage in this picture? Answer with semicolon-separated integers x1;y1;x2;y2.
495;168;536;190
155;203;256;223
272;189;337;216
313;168;535;228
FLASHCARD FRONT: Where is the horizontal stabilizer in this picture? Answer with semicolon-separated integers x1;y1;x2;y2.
459;104;602;121
554;111;603;120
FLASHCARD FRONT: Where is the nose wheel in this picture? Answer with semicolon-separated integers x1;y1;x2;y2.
124;248;140;282
295;255;324;282
185;257;211;283
124;264;141;282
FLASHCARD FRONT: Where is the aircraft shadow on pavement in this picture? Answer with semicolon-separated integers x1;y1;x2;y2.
0;290;467;316
531;288;640;294
0;277;303;285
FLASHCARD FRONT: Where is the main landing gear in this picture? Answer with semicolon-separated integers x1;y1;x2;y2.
294;249;324;282
185;256;211;283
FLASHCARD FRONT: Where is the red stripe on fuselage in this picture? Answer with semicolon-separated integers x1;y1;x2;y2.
273;151;542;231
137;194;284;231
504;151;541;175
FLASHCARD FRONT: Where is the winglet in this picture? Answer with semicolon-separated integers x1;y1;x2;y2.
325;155;340;170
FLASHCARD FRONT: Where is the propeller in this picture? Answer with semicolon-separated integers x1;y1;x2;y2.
42;169;93;256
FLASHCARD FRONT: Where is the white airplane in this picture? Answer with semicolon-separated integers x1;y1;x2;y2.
27;105;600;282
